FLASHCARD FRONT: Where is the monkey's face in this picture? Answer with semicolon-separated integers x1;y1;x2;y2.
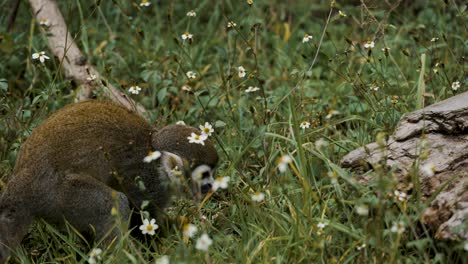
152;125;219;200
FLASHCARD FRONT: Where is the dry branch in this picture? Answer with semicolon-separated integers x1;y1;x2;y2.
342;92;468;241
28;0;147;117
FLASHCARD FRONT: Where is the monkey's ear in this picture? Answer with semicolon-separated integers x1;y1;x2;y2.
161;152;185;182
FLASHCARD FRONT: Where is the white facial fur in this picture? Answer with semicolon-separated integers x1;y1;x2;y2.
191;164;214;196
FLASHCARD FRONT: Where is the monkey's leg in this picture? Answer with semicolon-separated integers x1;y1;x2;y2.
40;173;131;243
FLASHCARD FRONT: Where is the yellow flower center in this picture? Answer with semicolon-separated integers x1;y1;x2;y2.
147;225;153;231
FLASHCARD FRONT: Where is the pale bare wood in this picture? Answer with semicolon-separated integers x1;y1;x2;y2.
28;0;147;117
342;91;468;240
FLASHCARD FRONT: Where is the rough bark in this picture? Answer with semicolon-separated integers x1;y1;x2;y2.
342;92;468;241
28;0;147;117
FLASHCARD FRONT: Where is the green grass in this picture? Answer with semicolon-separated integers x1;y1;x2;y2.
1;0;467;263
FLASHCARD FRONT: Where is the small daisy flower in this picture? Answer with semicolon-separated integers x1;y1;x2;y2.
302;34;313;43
186;71;196;79
155;256;170;264
238;66;246;78
390;221;405;234
212;176;230;191
128;85;142;94
88;248;102;264
391;95;399;104
245;86;260;93
186;10;196;17
195;233;213;251
227;21;237;28
86;74;97;81
430;37;439;42
187;133;208;145
39;18;50;26
251;192;265;202
355;205;369;216
364;40;375;49
182;85;192;92
300;121;310;130
176;120;186;125
139;218;158;236
394;190;408;202
327;171;339;184
325;109;340;119
370;84;380;92
32;51;50;63
421;163;435;177
183;223;198;238
181;32;193;41
356;243;366;250
452;81;460;91
317;222;328;229
199;122;214;137
143;150;161;163
338;10;347;17
139;0;150;7
277;155;292;173
314;138;328;149
381;47;390;53
247;0;253;5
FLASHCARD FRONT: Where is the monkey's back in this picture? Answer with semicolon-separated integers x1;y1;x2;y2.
13;100;154;187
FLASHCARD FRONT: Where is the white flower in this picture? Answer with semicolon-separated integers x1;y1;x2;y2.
212;176;230;191
314;138;328;149
195;233;213;251
430;37;439;42
390;221;405;234
139;218;158;236
186;71;197;79
300;121;310;130
199;122;214;136
39;18;50;26
187;133;208;145
325;109;340;119
186;10;196;17
302;34;313;43
182;85;192;91
181;32;193;41
327;171;338;184
176;120;186;125
355;205;369;216
143;150;161;163
87;74;97;81
317;222;328;229
139;0;150;7
251;192;265;202
356;243;366;250
421;163;435;177
183;223;198;238
32;51;50;63
227;21;237;28
364;40;375;49
338;10;347;17
155;256;170;264
245;86;260;93
128;86;142;94
370;84;380;91
238;66;246;78
394;190;408;202
452;81;460;91
88;248;102;264
277;155;292;173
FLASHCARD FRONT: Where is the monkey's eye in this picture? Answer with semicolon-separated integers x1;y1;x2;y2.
201;171;211;179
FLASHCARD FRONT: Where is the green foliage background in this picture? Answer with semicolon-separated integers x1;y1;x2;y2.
0;0;466;263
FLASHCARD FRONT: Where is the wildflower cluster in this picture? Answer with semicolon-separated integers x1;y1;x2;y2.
187;122;214;146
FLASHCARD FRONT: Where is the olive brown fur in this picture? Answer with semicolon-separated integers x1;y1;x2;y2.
0;100;218;263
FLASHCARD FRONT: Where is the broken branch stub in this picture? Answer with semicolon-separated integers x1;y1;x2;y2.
341;92;468;240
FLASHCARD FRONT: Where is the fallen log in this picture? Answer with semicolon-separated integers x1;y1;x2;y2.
342;92;468;240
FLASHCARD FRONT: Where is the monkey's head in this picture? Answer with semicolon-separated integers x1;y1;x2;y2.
151;125;218;200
